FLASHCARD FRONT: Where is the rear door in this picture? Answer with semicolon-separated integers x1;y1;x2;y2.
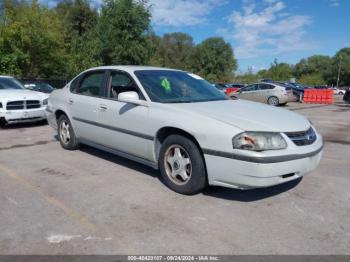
68;70;108;141
258;83;275;103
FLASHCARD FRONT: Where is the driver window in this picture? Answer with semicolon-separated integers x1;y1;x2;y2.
108;71;144;100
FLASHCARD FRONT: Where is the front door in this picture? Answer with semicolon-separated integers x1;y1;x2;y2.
93;70;152;161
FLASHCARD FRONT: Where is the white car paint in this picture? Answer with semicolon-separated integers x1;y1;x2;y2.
0;76;49;125
47;66;323;190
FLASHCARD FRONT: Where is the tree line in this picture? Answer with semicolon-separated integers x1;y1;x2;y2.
235;49;350;87
0;0;236;83
0;0;349;86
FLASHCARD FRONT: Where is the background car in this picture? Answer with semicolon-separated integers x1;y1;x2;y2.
23;82;54;93
214;83;244;95
213;83;228;94
330;87;345;95
229;82;293;106
0;76;49;125
267;81;304;102
225;83;244;94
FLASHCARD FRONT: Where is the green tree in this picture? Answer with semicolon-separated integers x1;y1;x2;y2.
54;0;100;76
56;0;97;38
324;48;350;86
264;59;293;80
294;55;331;80
96;0;152;65
150;32;195;70
298;73;324;86
0;0;68;78
191;37;237;82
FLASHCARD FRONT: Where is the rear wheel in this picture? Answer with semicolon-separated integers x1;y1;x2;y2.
57;115;79;150
159;135;207;195
268;96;280;106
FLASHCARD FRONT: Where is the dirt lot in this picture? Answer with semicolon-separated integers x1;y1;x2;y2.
0;97;349;255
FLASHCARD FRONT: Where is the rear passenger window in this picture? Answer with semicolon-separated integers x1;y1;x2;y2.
77;72;105;97
70;75;82;92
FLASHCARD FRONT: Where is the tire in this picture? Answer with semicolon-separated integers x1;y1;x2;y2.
57;114;79;150
159;134;207;195
267;96;280;106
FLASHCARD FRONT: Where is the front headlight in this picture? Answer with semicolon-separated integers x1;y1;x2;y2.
43;98;48;105
232;132;287;151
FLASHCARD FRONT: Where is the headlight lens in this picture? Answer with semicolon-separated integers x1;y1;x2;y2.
232;132;287;151
43;98;48;105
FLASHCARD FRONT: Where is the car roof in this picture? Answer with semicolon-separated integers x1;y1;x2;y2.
86;65;183;74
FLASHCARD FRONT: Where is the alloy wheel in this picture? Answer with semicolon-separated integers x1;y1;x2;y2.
164;145;192;186
59;120;71;144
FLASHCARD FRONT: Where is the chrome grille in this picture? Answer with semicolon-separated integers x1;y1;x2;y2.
6;100;41;110
26;100;40;109
285;127;317;146
6;101;24;110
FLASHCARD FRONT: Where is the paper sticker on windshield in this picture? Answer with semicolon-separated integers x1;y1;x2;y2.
187;73;204;80
161;78;171;92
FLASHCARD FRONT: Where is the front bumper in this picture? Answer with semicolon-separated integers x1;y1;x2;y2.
204;137;323;189
46;108;57;129
0;107;47;124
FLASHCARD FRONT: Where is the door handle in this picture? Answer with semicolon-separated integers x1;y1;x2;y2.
98;104;108;111
68;99;74;105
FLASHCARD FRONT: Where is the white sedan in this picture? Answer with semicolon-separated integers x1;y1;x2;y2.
47;66;323;195
0;76;49;125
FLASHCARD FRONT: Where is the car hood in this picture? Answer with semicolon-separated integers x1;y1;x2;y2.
168;99;310;132
0;89;49;101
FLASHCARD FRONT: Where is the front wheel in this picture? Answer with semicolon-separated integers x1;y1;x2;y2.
57;115;79;150
267;96;280;106
159;135;207;195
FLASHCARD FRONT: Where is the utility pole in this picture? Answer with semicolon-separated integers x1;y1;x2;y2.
336;56;342;88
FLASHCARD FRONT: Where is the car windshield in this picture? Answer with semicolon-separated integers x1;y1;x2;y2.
27;83;54;93
0;78;25;90
134;70;228;103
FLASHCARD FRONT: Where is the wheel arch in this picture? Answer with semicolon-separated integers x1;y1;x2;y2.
154;126;205;162
55;109;68;121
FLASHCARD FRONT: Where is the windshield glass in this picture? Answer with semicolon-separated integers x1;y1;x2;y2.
0;78;25;90
26;83;54;93
134;70;228;103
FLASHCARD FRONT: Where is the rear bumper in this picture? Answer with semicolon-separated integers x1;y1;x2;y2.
204;139;323;189
0;107;47;124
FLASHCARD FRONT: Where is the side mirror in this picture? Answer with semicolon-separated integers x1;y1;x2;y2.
118;91;148;107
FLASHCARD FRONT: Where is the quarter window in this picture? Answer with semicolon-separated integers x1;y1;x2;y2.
77;72;105;97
